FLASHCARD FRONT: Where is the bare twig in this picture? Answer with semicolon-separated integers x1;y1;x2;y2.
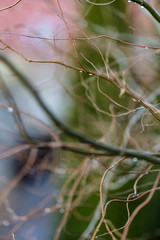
1;40;160;122
121;170;160;239
0;31;159;49
0;0;22;12
0;148;38;210
0;54;160;164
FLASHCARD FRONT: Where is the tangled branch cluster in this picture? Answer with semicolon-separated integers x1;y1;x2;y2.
0;0;160;240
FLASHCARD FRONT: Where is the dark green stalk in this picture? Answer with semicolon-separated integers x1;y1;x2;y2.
130;0;160;23
0;54;160;164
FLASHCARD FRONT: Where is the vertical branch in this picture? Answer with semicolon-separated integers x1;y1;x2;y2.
54;158;90;240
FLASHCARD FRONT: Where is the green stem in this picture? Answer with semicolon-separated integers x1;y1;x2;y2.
130;0;160;24
0;54;160;164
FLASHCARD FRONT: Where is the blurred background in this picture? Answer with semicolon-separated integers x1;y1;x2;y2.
0;0;160;240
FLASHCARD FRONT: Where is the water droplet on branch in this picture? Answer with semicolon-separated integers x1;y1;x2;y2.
7;107;14;113
2;220;10;226
59;208;64;213
44;207;51;213
132;157;138;163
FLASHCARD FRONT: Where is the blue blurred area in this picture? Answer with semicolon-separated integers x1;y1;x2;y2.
0;61;64;240
0;130;59;240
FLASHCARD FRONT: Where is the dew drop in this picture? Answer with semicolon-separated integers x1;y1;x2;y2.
128;0;131;2
145;46;148;50
44;207;51;213
141;5;144;8
2;220;10;226
145;171;149;175
59;208;64;213
132;98;136;102
79;71;83;73
7;107;14;113
89;73;92;76
132;157;138;163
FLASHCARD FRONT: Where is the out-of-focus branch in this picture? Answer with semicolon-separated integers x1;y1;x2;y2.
0;148;38;209
0;32;159;49
0;76;34;144
121;171;160;239
1;39;160;122
130;0;160;23
0;54;160;164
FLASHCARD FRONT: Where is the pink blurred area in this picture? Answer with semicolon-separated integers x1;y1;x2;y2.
127;2;156;35
0;0;81;120
126;2;159;86
0;0;80;59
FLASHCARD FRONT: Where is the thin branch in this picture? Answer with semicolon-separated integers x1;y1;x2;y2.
85;0;115;6
0;0;22;12
121;171;160;239
57;0;87;72
0;148;38;209
9;204;61;239
100;157;127;215
1;31;159;49
0;102;60;142
54;158;90;240
37;141;112;156
130;0;160;24
1;40;160;122
0;55;160;164
0;76;34;144
91;186;160;240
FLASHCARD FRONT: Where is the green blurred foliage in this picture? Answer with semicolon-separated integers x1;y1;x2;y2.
59;0;160;239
